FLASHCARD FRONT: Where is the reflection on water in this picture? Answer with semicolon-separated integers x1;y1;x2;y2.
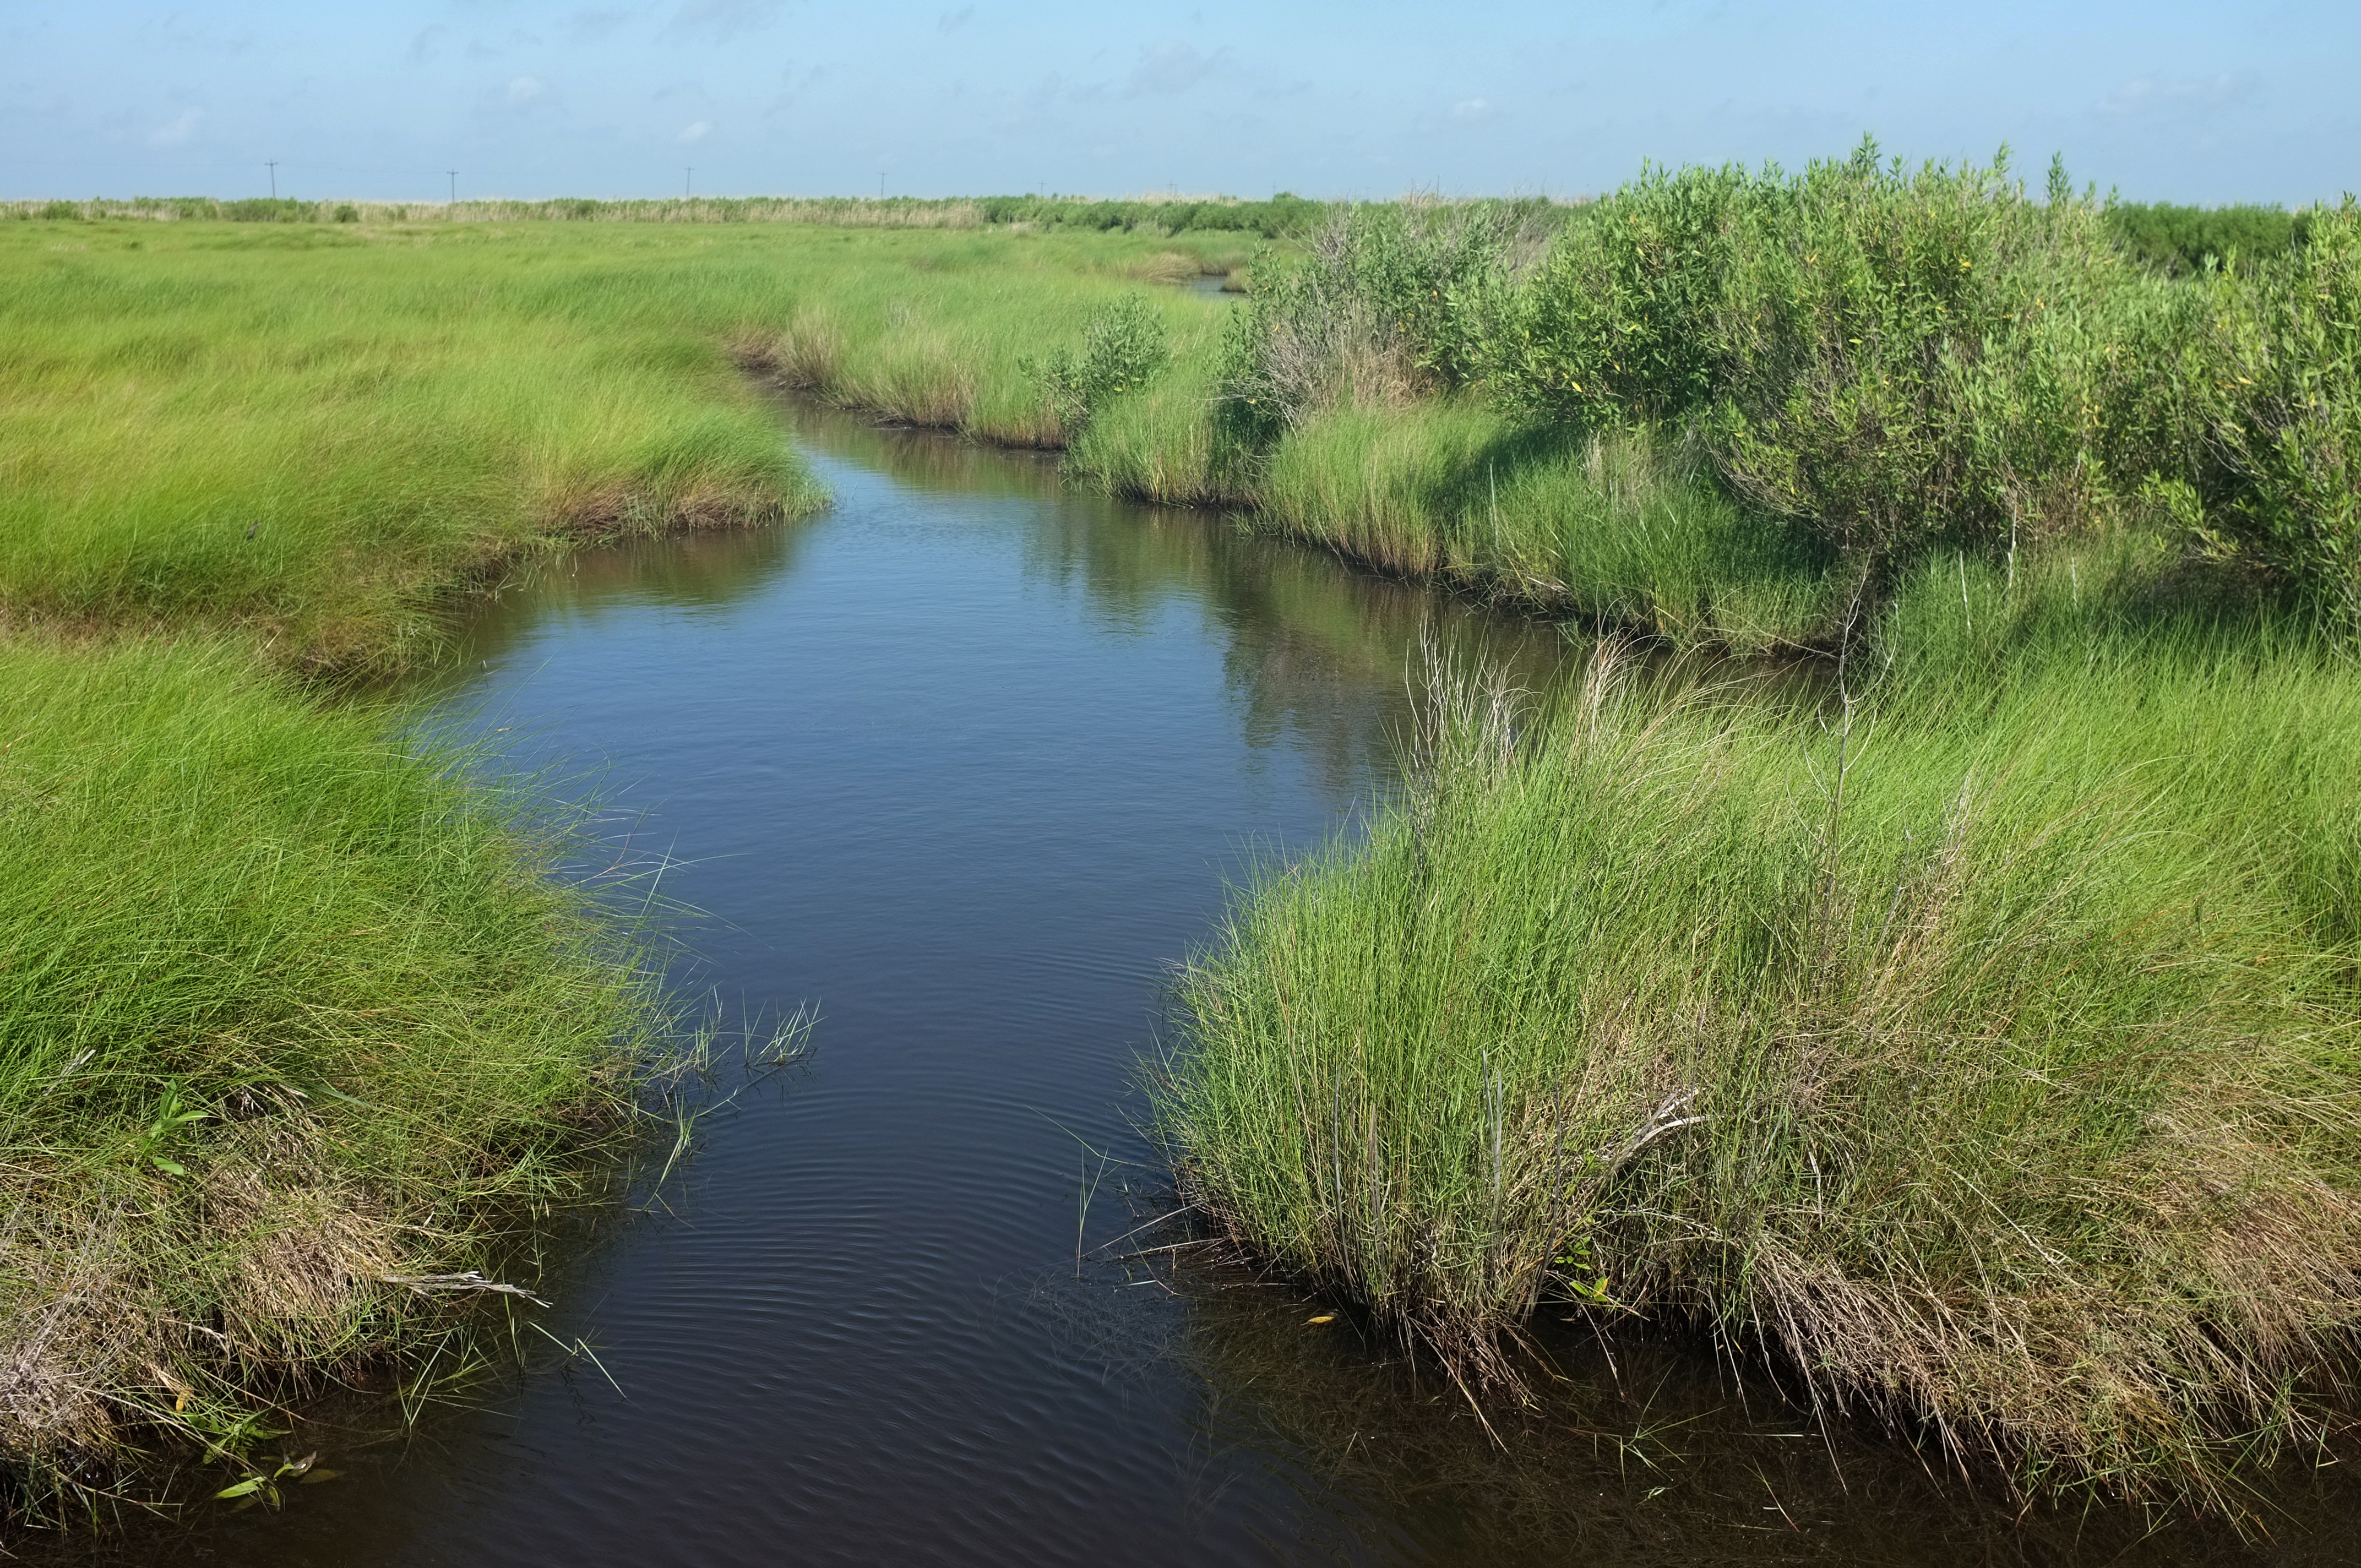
47;401;2356;1566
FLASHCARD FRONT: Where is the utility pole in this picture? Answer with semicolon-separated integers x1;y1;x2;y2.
448;170;458;205
685;167;693;198
265;160;278;198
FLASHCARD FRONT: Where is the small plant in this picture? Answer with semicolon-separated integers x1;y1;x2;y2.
214;1449;335;1510
1023;295;1170;435
332;204;360;224
133;1078;208;1178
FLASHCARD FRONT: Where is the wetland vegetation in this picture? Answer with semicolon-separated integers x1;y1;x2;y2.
3;148;2355;1531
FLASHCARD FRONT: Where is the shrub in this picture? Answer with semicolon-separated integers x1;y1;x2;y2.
222;198;308;224
2108;200;2311;277
1494;144;2126;567
1220;202;1531;438
2160;200;2361;625
1022;294;1171;434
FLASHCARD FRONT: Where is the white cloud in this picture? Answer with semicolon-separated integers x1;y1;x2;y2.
506;74;548;105
1449;97;1491;120
148;108;203;146
677;119;711;143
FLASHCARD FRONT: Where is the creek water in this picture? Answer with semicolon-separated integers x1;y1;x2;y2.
69;402;2359;1566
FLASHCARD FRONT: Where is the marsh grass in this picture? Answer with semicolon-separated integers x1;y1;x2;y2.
725;228;1246;447
1163;633;2361;1506
0;215;902;1513
0;220;833;674
0;636;685;1518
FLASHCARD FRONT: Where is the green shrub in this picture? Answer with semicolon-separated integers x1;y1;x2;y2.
2161;200;2361;625
331;203;360;224
2108;200;2311;277
221;198;308;224
1494;144;2126;566
1022;294;1171;434
1220;202;1527;438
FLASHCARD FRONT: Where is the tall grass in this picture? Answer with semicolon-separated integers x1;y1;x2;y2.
1163;630;2361;1505
0;214;880;1509
0;218;835;672
725;229;1247;444
0;636;667;1515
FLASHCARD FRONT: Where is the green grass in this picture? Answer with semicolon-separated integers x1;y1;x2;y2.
724;227;1248;443
0;214;877;1509
0;218;840;672
1160;612;2361;1507
12;199;2357;1524
0;212;1273;1512
0;635;667;1516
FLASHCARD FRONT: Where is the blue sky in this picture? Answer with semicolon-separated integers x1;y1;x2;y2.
5;2;2354;204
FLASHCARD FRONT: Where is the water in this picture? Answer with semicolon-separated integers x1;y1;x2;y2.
69;404;2357;1565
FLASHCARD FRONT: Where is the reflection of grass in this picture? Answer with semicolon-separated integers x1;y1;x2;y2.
1155;1251;2333;1566
1166;628;2361;1511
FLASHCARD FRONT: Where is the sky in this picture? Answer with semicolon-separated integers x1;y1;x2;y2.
4;2;2355;206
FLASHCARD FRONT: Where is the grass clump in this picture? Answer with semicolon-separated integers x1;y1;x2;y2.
1162;636;2361;1505
0;636;664;1515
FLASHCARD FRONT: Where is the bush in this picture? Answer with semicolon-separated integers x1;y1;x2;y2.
221;198;309;224
1494;143;2126;566
331;203;360;224
1220;202;1530;438
2108;201;2311;277
2160;200;2361;625
1022;295;1171;434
